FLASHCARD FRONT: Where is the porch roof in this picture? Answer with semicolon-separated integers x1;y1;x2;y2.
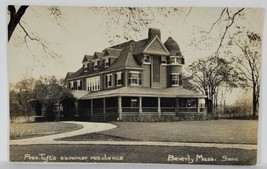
71;90;89;99
80;86;206;100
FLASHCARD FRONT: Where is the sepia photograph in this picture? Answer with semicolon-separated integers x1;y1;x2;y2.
8;5;264;165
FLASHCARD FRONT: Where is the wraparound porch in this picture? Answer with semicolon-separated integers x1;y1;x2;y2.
78;96;207;121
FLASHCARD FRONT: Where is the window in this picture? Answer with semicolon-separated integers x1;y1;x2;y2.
78;80;83;90
94;61;98;70
171;74;179;86
86;76;100;91
105;58;110;68
115;72;123;86
83;63;88;72
128;71;141;85
161;56;167;65
106;74;113;87
143;55;150;64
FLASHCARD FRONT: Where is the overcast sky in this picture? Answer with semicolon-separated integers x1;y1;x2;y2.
7;6;264;104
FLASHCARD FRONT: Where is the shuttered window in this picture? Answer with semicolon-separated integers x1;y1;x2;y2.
115;72;123;86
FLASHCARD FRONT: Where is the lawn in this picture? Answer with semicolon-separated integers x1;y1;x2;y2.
10;122;83;140
59;120;257;144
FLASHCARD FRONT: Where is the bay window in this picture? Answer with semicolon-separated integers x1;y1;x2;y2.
171;73;180;86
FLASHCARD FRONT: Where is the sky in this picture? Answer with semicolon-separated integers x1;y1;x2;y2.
7;6;264;104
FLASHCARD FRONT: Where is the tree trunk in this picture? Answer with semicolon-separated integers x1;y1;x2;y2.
8;5;28;41
252;83;257;119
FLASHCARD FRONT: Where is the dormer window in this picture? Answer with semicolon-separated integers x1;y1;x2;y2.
94;61;98;70
143;55;150;64
105;58;110;68
161;56;167;65
83;63;88;72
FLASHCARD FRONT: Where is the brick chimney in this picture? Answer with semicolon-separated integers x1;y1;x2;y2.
148;28;161;40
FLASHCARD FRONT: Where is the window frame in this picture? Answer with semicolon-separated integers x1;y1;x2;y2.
93;61;98;70
128;71;141;86
143;55;151;64
171;73;180;86
104;58;110;68
116;72;122;86
107;73;113;88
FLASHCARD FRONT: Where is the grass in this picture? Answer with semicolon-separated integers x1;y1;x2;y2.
59;120;257;144
10;122;83;140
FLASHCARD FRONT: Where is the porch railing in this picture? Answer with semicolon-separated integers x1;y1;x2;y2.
122;107;139;112
106;107;118;113
143;107;158;112
161;107;175;112
178;107;198;112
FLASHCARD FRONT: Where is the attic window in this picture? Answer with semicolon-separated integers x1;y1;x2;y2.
94;61;98;70
143;55;150;64
83;63;88;72
105;58;110;68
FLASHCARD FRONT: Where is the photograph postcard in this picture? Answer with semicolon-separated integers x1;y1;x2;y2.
8;5;264;165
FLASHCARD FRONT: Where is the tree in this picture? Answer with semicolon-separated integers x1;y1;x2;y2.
187;56;242;114
8;5;28;41
229;32;261;119
32;76;74;121
9;76;74;121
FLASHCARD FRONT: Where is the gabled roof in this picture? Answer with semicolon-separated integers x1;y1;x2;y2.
82;55;93;63
93;52;104;60
67;28;183;80
67;67;84;79
133;36;170;56
104;48;122;57
106;41;142;71
143;36;170;56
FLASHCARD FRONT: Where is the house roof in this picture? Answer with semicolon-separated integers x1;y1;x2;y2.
71;90;89;99
93;52;104;60
82;55;93;63
80;86;206;100
104;48;122;57
105;41;142;71
164;37;182;55
67;29;182;80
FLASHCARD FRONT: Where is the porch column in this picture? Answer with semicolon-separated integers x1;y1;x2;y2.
139;97;142;115
91;99;93;121
175;97;179;114
118;96;122;120
197;98;200;113
103;98;106;121
158;97;161;117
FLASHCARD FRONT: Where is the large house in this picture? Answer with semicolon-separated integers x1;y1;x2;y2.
64;28;207;121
